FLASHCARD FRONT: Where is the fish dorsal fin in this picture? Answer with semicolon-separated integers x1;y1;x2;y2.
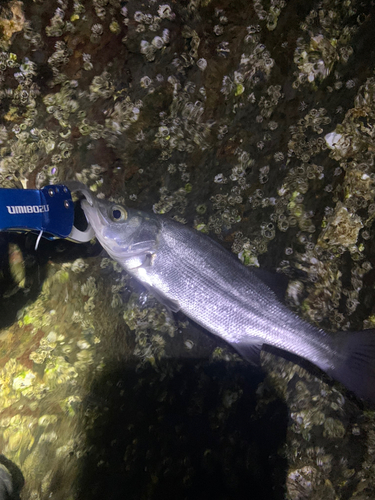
251;268;289;302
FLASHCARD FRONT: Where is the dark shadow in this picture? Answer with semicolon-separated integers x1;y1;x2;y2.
0;454;24;500
0;232;101;330
76;358;288;500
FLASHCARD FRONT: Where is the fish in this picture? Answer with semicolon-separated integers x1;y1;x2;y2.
78;185;375;403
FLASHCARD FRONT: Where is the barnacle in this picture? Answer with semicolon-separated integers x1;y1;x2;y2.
319;204;363;248
323;418;346;439
0;1;25;49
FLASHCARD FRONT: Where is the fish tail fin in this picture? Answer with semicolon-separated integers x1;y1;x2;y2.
326;329;375;403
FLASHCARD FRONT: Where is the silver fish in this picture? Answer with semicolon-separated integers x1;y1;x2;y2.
80;189;375;402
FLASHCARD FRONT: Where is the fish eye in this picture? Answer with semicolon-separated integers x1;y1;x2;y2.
110;205;127;221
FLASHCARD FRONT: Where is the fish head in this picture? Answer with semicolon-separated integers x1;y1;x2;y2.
81;195;160;268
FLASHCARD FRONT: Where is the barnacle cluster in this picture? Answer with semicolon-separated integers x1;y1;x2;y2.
0;0;375;498
0;256;107;497
293;1;357;87
0;1;25;49
123;293;177;367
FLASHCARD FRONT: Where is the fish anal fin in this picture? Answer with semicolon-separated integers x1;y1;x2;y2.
232;340;263;365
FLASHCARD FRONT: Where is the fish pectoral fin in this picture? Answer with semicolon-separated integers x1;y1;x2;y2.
121;240;157;257
148;286;181;314
232;340;263;366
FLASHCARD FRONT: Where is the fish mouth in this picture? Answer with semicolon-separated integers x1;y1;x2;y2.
63;181;95;207
81;199;104;229
63;180;99;231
